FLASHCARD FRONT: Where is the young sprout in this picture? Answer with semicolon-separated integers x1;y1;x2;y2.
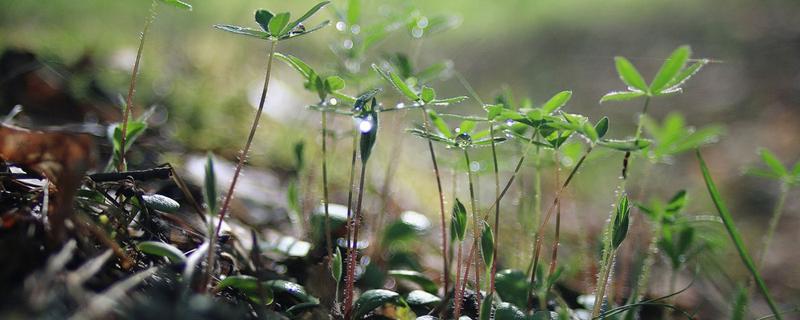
451;198;468;319
208;1;330;291
591;193;631;318
117;0;191;171
745;149;800;267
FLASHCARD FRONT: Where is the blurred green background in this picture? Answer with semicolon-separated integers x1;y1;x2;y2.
1;0;799;317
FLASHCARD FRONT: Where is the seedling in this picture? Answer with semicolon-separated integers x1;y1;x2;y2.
118;0;191;171
209;1;330;291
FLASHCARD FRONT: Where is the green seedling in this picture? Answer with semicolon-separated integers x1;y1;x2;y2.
118;0;191;171
209;1;330;291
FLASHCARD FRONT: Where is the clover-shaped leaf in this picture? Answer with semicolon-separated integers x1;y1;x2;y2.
601;45;709;103
215;2;330;41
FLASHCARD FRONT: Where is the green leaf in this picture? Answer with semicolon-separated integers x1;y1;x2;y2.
421;86;436;103
158;0;191;10
255;10;274;32
665;190;687;213
332;247;343;282
494;269;529;309
696;149;783;319
614;57;648;92
459;120;476;135
650;46;690;94
325;76;345;92
595;117;609;138
216;275;275;305
612;193;631;249
213;24;269;40
110;121;147;152
597;138;651;151
452;198;468;241
541;90;572;114
599;91;645;103
495;302;526;319
352;289;401;320
759;148;787;177
406;290;440;308
275;53;314;80
266;280;317;303
430;96;469;106
372;64;419;101
480;221;494;268
268;12;291;37
582;122;599;142
388;270;438;293
142;194;180;213
204;153;217;215
281;20;330;40
346;0;360;25
479;293;494;320
665;59;708;89
287;1;330;33
137;241;186;263
428;110;451;138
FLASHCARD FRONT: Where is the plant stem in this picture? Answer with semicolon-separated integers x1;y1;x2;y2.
696;149;783;320
527;146;593;303
342;130;359;316
633;96;651;142
344;157;369;319
321;110;333;258
757;184;789;268
453;241;464;319
592;247;618;318
207;40;277;290
547;147;562;292
419;107;450;298
463;149;482;297
119;0;158;172
489;123;500;294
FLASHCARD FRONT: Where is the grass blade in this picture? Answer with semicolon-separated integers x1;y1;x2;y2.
695;149;783;320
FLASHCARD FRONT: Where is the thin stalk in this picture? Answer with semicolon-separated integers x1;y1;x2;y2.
453;242;464;319
633;97;651;143
592;245;618;318
321;110;333;258
343;159;369;319
547;147;562;292
489;124;500;294
757;184;789;267
119;0;158;171
527;146;593;303
208;40;277;289
696;150;783;320
463;149;482;296
341;131;359;316
419;107;450;298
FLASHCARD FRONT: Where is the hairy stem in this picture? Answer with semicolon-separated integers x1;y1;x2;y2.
592;247;618;318
207;40;277;290
344;159;369;319
489;123;500;294
342;131;359;316
419;106;450;298
119;0;158;171
321;110;333;258
463;149;482;296
453;242;464;319
547;147;562;293
757;184;789;268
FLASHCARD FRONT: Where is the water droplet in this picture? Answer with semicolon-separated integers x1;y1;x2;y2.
343;39;354;49
470;161;480;172
455;133;472;149
335;21;346;31
411;27;424;38
454;127;461;134
395;102;406;109
416;17;429;28
350;24;361;34
359;116;374;133
329;98;338;106
505;120;514;126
